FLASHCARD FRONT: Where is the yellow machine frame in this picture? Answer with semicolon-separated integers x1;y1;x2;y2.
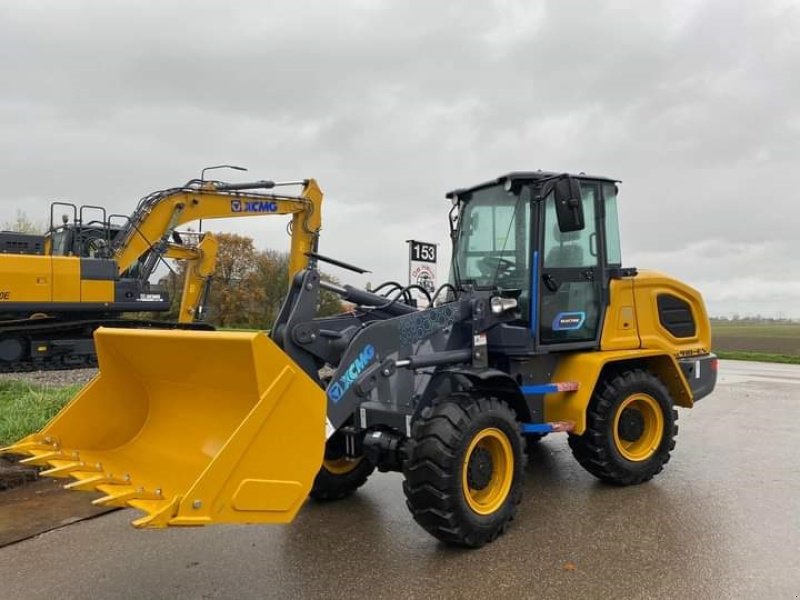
0;179;323;322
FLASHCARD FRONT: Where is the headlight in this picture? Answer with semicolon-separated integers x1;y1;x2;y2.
490;296;519;314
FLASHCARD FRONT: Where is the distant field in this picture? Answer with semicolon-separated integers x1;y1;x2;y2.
712;322;800;357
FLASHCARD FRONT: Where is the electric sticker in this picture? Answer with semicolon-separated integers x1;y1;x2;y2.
552;311;586;331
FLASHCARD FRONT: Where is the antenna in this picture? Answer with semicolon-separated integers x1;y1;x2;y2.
200;164;247;182
198;165;248;232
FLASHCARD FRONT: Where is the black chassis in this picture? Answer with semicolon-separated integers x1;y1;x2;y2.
269;268;540;471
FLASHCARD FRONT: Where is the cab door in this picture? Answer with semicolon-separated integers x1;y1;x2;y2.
537;182;605;348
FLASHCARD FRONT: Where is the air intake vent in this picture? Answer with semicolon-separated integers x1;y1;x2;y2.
0;232;45;255
657;294;696;338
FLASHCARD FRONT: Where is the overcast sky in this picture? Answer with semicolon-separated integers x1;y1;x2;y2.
1;0;798;318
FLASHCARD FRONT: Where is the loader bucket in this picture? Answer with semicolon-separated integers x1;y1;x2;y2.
2;328;327;528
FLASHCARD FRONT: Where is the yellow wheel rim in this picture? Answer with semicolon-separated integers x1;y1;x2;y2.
323;456;363;475
461;428;514;515
613;394;664;462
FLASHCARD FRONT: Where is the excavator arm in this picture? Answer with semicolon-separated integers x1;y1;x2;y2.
163;233;219;324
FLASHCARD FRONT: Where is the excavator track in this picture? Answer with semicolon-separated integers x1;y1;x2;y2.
0;317;214;373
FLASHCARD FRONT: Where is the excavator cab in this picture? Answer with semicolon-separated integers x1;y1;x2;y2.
45;202;123;258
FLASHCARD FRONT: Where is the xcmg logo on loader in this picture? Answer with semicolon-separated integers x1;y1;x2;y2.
230;199;279;213
327;344;376;403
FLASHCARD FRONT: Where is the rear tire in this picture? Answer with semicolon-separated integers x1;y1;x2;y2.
403;393;525;548
309;431;375;501
568;368;677;485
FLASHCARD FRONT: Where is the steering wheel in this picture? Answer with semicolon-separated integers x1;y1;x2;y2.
477;256;517;279
84;235;109;258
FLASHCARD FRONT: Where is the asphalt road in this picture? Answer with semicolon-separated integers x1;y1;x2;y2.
1;360;798;600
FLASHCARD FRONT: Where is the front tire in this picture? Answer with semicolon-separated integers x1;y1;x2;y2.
310;431;375;501
568;368;677;485
403;394;525;548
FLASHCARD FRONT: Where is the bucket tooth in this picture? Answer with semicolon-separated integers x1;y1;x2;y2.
92;486;165;507
130;497;181;529
41;461;102;478
19;450;78;466
1;438;59;455
65;473;129;492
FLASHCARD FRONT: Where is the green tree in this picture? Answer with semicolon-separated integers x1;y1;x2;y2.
318;273;345;317
207;233;265;328
253;249;290;327
252;249;344;329
156;261;188;322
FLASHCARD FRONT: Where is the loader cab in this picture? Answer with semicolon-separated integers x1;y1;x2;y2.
449;171;623;353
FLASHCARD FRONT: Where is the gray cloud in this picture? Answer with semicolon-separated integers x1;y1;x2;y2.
1;0;798;317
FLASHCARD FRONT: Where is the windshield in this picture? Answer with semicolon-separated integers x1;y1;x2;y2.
453;184;530;291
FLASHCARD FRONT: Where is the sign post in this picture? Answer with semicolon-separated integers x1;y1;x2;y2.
407;240;438;306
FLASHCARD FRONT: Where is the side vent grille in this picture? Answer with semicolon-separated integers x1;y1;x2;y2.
657;294;696;338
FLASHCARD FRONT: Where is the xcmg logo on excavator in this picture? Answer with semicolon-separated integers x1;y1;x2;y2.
230;199;279;213
327;344;376;403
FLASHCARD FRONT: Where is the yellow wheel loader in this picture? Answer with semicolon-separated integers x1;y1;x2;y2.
3;171;717;548
0;177;322;371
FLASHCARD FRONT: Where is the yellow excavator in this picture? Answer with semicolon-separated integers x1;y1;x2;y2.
3;171;717;548
0;177;322;370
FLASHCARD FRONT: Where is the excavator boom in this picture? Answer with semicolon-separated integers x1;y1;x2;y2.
113;178;323;283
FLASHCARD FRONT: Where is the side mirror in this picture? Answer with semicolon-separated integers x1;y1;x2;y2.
553;176;585;232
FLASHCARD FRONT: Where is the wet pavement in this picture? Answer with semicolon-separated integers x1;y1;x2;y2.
0;478;113;547
0;360;798;599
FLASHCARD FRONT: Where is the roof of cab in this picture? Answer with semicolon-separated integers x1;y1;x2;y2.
445;171;620;199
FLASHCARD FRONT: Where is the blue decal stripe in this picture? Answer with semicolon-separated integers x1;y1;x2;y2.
521;382;580;395
521;423;553;435
521;384;560;395
530;250;539;332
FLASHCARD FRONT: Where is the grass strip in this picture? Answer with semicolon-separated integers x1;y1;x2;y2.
0;381;81;447
716;351;800;365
